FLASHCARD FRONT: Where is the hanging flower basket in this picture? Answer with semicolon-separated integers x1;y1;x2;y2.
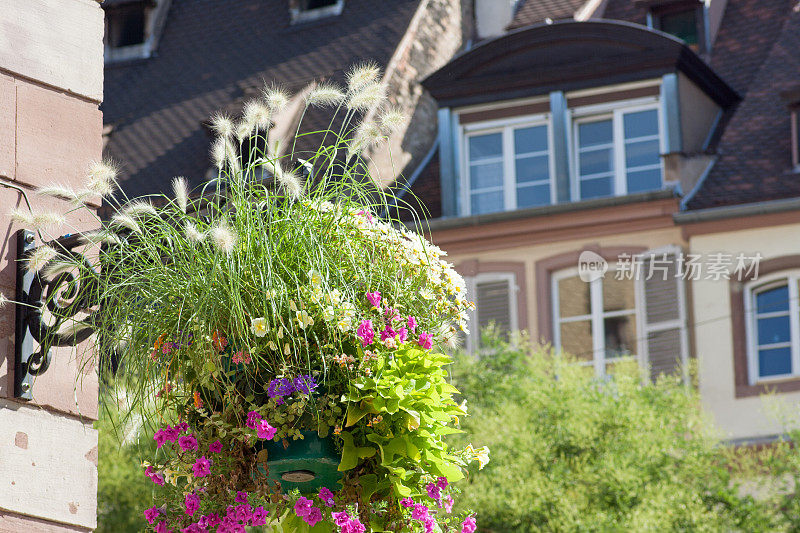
254;430;341;493
16;64;486;533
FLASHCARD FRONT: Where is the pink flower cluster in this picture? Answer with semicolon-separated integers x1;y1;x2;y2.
245;411;277;440
294;497;323;527
331;510;366;533
154;422;190;448
356;291;434;350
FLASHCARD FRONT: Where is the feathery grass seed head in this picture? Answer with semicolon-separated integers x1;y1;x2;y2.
210;221;237;253
184;221;206;242
305;83;345;107
172;177;189;213
86;159;119;196
379;107;405;133
121;200;158;218
346;82;386;111
243;99;271;131
346;62;381;92
10;208;65;231
27;245;58;273
110;213;142;234
209;112;235;139
263;84;290;113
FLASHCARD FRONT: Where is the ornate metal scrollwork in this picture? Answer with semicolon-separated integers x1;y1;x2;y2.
14;229;101;399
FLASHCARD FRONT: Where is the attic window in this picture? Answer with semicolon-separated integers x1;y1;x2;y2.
650;2;706;53
106;3;147;48
290;0;344;24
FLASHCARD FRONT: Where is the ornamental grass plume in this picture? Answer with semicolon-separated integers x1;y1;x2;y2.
86;159;118;196
10;208;65;231
304;82;346;107
171;177;189;213
263;84;289;113
26;245;57;273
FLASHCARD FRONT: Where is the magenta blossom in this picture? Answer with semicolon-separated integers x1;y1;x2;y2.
294;497;313;517
176;422;189;433
192;456;211;477
412;504;430;521
437;476;449;489
426;482;441;502
418;331;433;350
461;516;477;533
250;506;269;526
235;491;248;504
256;420;277;440
304;506;323;527
208;440;223;453
184;493;200;516
153;429;170;448
366;291;381;308
407;316;418;331
246;411;261;429
318;487;335;507
145;466;165;486
380;325;396;342
198;513;221;528
180;524;203;533
144;506;161;524
423;516;437;533
332;511;350;527
396;326;408;343
356;319;375;347
400;498;414;508
154;521;171;533
178;434;198;452
444;495;454;514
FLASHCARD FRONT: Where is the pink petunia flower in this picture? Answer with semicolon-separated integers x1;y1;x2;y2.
235;491;248;504
426;482;441;502
331;511;350;527
249;506;269;527
144;506;161;524
154;521;171;533
208;440;223;453
412;504;430;521
192;456;211;477
356;320;375;347
380;325;396;342
423;516;437;533
436;476;449;489
304;506;323;527
444;495;454;514
184;492;200;516
178;434;198;452
294;496;313;518
461;516;477;533
366;291;381;308
256;419;277;440
318;487;335;507
153;430;169;448
144;466;165;486
418;332;433;350
396;326;408;343
246;411;261;430
198;513;221;528
407;316;418;332
400;497;414;508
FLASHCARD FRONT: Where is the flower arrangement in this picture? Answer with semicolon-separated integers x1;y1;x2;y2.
13;64;486;532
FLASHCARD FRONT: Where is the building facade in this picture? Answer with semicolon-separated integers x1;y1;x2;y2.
0;0;104;530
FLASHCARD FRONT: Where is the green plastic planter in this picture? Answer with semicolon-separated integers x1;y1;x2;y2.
255;430;341;493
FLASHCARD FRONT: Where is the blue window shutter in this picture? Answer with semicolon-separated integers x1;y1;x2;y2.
437;107;459;217
549;91;571;203
660;73;682;154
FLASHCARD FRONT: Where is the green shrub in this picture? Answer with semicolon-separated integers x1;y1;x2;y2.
449;333;774;532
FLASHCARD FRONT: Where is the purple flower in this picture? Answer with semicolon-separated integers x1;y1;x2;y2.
178;434;198;452
154;521;170;533
396;326;408;343
294;496;313;518
380;325;396;342
145;466;165;486
153;429;169;448
256;420;277;440
209;440;223;453
356;320;375;347
184;492;200;516
346;518;366;533
164;425;181;442
332;511;350;527
366;291;381;308
294;374;318;395
277;378;295;396
407;316;418;332
181;524;204;533
144;506;161;524
192;456;211;477
426;482;441;502
461;516;477;533
234;503;252;522
235;491;248;504
423;516;437;533
303;506;322;527
176;422;189;433
249;506;269;527
436;476;449;489
246;411;261;430
318;487;335;507
412;504;430;521
198;513;220;528
418;332;433;350
444;495;454;514
400;497;414;508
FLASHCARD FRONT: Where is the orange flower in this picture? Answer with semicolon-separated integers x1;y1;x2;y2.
153;333;166;351
193;391;203;409
212;330;228;352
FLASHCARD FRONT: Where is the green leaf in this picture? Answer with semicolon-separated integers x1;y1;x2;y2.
338;431;376;471
360;473;378;502
345;400;377;427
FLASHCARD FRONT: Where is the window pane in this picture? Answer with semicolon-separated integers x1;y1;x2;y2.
626;168;662;194
757;315;791;346
623;109;659;139
605;314;637;358
468;133;502;161
756;285;789;314
477;280;512;341
514;126;548;154
516;155;549;183
659;9;699;46
578;120;613;147
560;320;593;362
580;176;613;199
602;276;636;313
469;162;503;190
471;191;503;215
517;183;550;208
759;347;792;377
558;275;591;318
625;139;660;168
579;148;614;176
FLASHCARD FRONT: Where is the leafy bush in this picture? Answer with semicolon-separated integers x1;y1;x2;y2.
449;333;775;532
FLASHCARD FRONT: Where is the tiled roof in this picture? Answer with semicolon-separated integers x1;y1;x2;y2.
102;0;421;197
400;146;441;221
507;0;587;29
686;3;800;209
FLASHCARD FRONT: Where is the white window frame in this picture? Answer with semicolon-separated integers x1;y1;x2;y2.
290;0;345;24
460;113;555;216
465;272;519;354
744;271;800;385
552;265;644;376
570;97;664;201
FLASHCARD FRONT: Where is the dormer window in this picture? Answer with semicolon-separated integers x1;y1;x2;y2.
103;0;168;63
574;103;662;200
463;117;553;215
106;3;147;48
650;1;706;53
290;0;345;24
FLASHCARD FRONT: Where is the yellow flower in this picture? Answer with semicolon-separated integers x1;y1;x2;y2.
268;341;278;351
250;317;268;337
322;306;336;322
475;446;490;470
283;343;291;356
307;269;323;287
296;310;314;329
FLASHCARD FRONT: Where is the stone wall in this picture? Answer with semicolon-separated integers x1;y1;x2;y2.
367;0;473;189
0;0;104;530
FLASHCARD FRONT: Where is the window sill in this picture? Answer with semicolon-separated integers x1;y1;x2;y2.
735;377;800;398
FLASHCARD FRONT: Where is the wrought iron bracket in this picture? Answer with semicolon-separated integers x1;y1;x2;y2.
14;229;99;399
